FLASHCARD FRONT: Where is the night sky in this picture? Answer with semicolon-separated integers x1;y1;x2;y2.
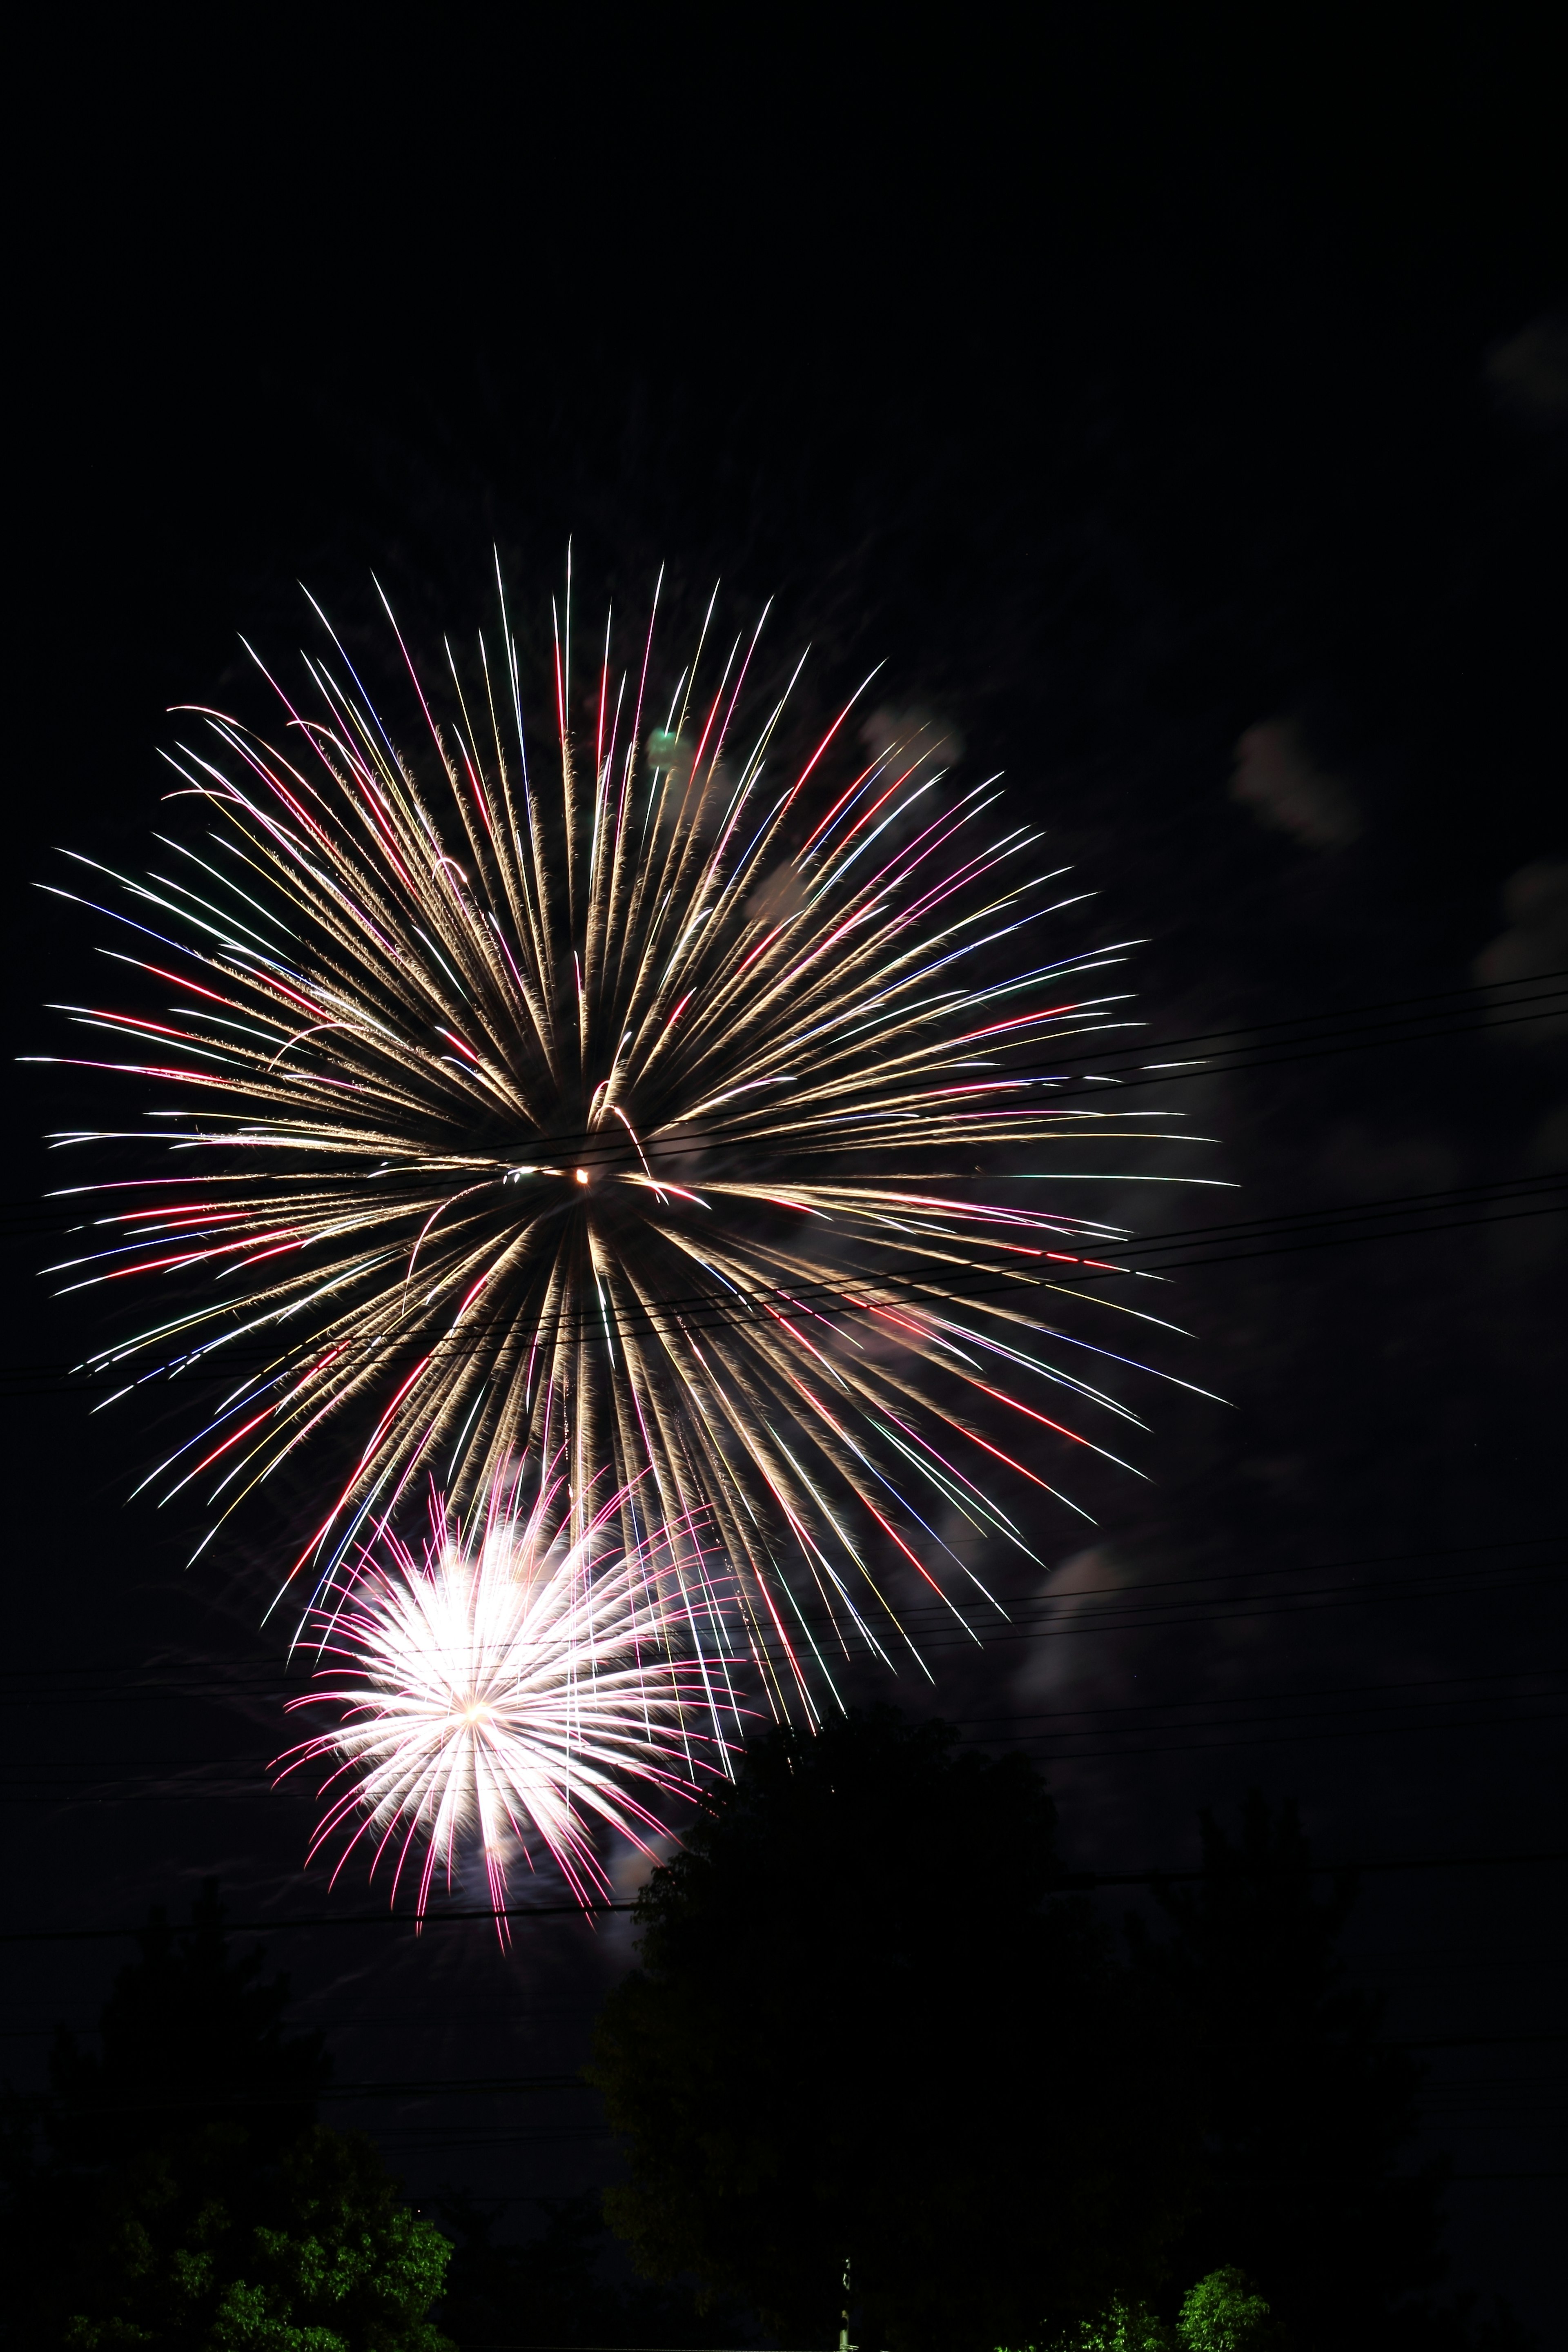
5;20;1564;2339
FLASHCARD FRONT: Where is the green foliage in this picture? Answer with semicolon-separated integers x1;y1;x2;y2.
0;1885;451;2351
22;2122;452;2349
51;2126;452;2349
1062;2294;1173;2352
1175;2267;1278;2352
590;1708;1192;2352
998;2266;1276;2352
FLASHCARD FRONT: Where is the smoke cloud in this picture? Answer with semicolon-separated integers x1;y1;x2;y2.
1229;718;1362;849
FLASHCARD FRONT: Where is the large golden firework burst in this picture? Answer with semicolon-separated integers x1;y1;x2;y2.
43;564;1209;1715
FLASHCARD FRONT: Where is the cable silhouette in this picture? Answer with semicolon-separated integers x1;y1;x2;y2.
9;967;1565;1241
0;1537;1559;1700
2;1846;1563;1945
4;1169;1562;1398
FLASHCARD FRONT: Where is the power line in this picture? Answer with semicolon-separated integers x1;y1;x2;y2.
0;1898;627;1947
4;972;1562;1275
7;1665;1561;1776
2;1849;1563;1946
13;1723;1558;1802
0;1538;1558;1698
11;969;1566;1234
24;2041;1568;2108
14;1697;1558;1805
4;1172;1563;1399
29;2072;592;2110
956;1664;1568;1728
21;1165;1563;1342
35;1563;1562;1699
12;2016;1560;2055
0;1577;1558;1727
967;1709;1567;1766
1450;2172;1567;2183
5;1716;1559;1808
880;1568;1567;1653
1396;2034;1568;2051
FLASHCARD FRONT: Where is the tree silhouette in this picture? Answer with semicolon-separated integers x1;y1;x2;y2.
46;1879;329;2170
1128;1793;1449;2349
590;1708;1189;2352
0;1881;451;2350
435;2187;751;2348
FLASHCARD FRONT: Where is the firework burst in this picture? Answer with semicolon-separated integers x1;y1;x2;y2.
279;1463;723;1919
38;564;1214;1713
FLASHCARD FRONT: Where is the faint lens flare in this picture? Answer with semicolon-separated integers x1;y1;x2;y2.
277;1463;732;1924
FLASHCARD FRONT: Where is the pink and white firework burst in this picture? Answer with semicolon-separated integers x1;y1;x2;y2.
281;1464;729;1920
38;562;1218;1717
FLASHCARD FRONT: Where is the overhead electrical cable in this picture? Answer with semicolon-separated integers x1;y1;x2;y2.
2;1847;1563;1944
3;1169;1563;1397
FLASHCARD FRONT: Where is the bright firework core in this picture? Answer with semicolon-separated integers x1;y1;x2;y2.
280;1466;731;1920
40;564;1219;1717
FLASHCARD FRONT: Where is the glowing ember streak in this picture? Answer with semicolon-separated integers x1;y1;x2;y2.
278;1465;732;1924
37;566;1218;1713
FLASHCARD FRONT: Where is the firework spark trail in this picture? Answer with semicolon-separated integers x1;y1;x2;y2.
35;565;1218;1716
277;1463;727;1922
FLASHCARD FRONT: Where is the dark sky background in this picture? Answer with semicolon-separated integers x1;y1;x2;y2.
4;17;1564;2339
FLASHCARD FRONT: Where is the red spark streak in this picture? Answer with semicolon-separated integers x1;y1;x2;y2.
188;1405;276;1477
